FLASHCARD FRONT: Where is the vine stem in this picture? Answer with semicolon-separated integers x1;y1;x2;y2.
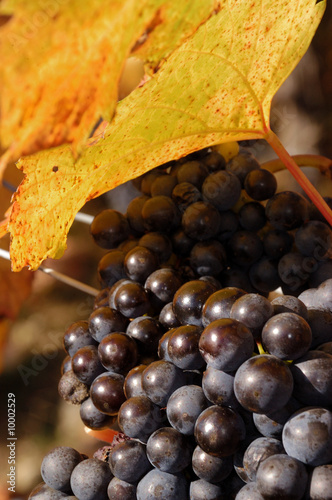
265;130;332;226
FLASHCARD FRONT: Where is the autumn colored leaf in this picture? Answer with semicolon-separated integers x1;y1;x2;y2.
5;0;327;271
0;0;218;173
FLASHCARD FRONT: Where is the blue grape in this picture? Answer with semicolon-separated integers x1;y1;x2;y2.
41;446;83;493
136;469;188;500
146;427;192;473
235;482;265;500
166;385;208;435
107;477;137;500
109;440;151;482
189;479;225;499
70;458;112;500
306;464;332;500
28;482;73;498
192;445;233;483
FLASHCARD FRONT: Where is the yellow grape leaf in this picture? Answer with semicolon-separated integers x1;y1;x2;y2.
0;0;218;172
7;0;325;271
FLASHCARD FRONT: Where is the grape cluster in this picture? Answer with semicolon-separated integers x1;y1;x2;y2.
29;145;332;499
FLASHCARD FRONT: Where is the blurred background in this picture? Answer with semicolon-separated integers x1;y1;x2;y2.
0;2;332;498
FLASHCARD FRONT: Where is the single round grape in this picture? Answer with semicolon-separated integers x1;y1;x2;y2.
118;395;166;443
249;257;281;294
306;465;332;500
142;360;186;407
221;267;255;293
262;312;312;360
244;169;277;201
189;479;225;500
41;446;83;493
194;405;246;457
124;246;159;282
256;454;307;500
71;345;104;385
177;160;209;188
107;477;137;500
118;238;139;255
167;325;204;370
227;230;263;267
282;407;332;466
171;228;195;255
139;232;173;263
58;370;89;405
271;295;308;319
90;209;130;249
142;195;181;232
63;321;96;357
243;437;285;482
166;385;208;435
145;268;183;305
173;279;217;326
88;306;129;343
263;229;293;259
136;469;188;500
98;332;138;374
124;364;147;399
126;195;149;234
295;220;332;260
70;458;112;500
90;372;125;415
265;191;308;231
202;287;247;326
202;366;239;408
182;201;221;241
230;293;273;338
239;202;266;231
202;170;242;210
226;152;261;185
192;445;233;483
79;397;115;430
146;427;192;473
171;182;202;213
150;174;178;197
126;316;163;354
97;250;126;288
159;302;181;330
157;329;175;361
234;355;294;414
113;281;151;318
109;440;151;482
189;240;227;276
203;150;226;172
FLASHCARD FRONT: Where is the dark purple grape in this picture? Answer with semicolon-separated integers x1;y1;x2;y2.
123;364;147;399
192;445;233;483
243;437;285;482
177;160;209;188
145;268;183;305
70;458;112;500
235;482;265;500
234;355;294;414
189;240;227;276
142;195;180;232
306;464;332;500
90;372;125;415
63;321;96;357
256;454;307;500
110;440;151;482
189;479;225;499
173;279;217;326
226;152;261;185
167;325;204;370
202;287;247;326
249;257;281;294
171;228;195;255
282;407;332;466
271;295;308;319
199;318;254;372
139;232;173;263
136;469;188;500
295;220;332;260
93;288;111;310
159;302;181;330
71;345;104;385
290;350;332;407
227;230;263;267
263;229;293;259
262;312;312;360
118;395;166;443
171;182;202;212
239;202;266;232
157;329;175;362
90;209;130;249
166;385;208;436
41;446;83;493
79;397;115;430
113;281;151;318
308;260;332;288
203;150;226;172
108;279;131;309
230;293;273;338
142;360;186;407
202;366;239;408
126;195;149;234
221;267;255;293
194;405;246;457
202;170;242;210
88;306;129;343
265;191;308;231
107;477;137;500
182;201;221;240
278;252;316;292
98;333;138;374
58;370;89;405
126;316;163;354
244;169;277;201
146;427;192;473
124;246;159;282
150;173;178;197
97;250;126;288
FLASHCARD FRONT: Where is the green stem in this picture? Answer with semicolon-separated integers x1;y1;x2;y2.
265;130;332;226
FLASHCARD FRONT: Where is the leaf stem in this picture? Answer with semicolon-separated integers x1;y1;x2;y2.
265;130;332;226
